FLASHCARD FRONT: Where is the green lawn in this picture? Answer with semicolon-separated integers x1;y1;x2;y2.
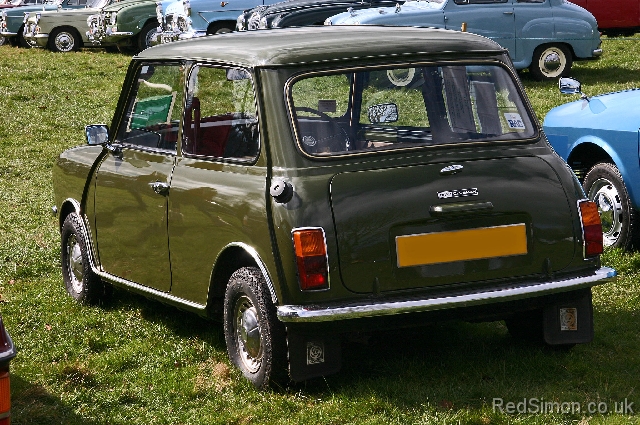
1;38;640;424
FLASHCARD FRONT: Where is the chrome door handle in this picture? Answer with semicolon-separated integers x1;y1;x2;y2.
503;11;513;15
150;181;170;196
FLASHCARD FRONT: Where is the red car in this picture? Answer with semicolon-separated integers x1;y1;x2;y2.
0;315;15;425
571;0;640;35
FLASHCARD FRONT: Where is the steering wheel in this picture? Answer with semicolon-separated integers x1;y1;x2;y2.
294;106;349;153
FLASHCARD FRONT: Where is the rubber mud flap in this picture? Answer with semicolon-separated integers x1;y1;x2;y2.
287;330;341;382
543;289;594;345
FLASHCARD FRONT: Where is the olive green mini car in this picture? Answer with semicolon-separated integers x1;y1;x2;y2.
52;26;615;388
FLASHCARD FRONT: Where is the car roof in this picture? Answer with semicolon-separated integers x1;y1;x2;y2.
136;25;505;68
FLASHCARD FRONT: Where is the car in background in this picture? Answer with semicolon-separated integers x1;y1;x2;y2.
0;0;46;45
0;0;87;47
326;0;602;81
0;315;17;424
544;78;640;250
53;25;614;388
571;0;639;36
236;0;404;31
86;0;157;53
22;0;119;52
154;0;279;44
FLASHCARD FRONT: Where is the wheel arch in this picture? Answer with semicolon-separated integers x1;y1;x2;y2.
206;20;235;35
207;243;278;319
566;137;622;181
58;198;81;231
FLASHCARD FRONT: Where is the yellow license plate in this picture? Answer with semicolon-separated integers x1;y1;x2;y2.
396;223;528;267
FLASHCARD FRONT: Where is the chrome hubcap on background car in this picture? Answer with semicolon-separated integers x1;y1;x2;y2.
234;295;262;373
386;68;416;87
588;178;623;246
539;47;564;77
54;32;74;52
66;235;84;293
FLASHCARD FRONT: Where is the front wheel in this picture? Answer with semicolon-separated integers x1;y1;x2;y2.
206;22;234;35
583;162;639;250
136;22;158;52
529;44;572;80
48;27;81;52
60;213;111;305
223;267;287;389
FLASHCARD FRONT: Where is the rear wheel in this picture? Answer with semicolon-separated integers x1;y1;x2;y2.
223;267;287;389
505;309;543;343
583;162;639;250
529;44;572;80
48;27;80;52
61;213;111;305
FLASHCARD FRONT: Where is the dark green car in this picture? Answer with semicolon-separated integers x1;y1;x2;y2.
52;26;615;388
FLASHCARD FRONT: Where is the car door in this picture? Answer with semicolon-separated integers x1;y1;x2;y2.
513;0;553;65
443;0;516;59
167;64;263;305
94;63;184;292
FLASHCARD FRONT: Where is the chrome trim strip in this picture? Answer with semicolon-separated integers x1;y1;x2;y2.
276;267;616;322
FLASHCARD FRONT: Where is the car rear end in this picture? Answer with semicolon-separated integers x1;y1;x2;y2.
251;27;614;379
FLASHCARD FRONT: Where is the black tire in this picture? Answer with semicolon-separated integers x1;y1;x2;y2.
136;22;158;53
505;309;543;343
529;44;572;81
61;213;111;305
583;162;639;250
48;27;80;52
223;267;287;389
206;22;234;35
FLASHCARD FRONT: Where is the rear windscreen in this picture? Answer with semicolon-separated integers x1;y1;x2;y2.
289;64;536;156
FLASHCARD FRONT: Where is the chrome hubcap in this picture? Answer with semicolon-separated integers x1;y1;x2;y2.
588;178;623;246
54;32;74;52
234;295;262;373
66;235;84;293
386;68;416;87
538;48;564;78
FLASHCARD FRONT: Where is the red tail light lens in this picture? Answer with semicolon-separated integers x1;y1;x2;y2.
579;200;603;257
292;228;329;291
0;370;9;424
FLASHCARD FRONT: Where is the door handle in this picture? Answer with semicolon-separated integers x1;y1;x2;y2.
150;181;170;196
503;11;513;15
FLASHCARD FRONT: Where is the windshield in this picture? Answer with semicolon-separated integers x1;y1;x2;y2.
289;64;536;156
87;0;108;8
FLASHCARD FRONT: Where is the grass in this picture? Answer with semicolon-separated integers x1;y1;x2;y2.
1;37;640;424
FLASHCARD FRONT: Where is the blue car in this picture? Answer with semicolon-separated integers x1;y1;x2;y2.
325;0;602;81
544;78;640;250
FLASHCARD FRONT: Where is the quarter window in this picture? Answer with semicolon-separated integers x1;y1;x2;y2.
182;66;259;161
115;63;184;152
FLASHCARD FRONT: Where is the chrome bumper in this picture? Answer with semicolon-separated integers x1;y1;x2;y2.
592;48;603;57
24;33;48;48
277;266;616;323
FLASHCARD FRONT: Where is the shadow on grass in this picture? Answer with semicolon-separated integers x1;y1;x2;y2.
11;375;101;425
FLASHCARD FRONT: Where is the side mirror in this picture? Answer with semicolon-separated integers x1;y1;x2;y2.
367;103;398;124
559;77;581;95
85;124;109;145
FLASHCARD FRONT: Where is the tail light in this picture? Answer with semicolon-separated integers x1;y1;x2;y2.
0;316;15;425
579;200;603;257
292;228;329;291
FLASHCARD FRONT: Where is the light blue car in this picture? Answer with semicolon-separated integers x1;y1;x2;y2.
154;0;280;44
544;78;640;250
326;0;602;80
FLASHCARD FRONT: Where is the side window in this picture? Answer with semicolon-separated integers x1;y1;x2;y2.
182;65;259;161
115;64;184;152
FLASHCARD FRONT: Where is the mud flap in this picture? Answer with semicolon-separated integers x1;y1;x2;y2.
287;330;341;382
543;289;593;345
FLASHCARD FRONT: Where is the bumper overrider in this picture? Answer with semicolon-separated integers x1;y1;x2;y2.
277;266;616;322
22;13;48;48
152;13;201;45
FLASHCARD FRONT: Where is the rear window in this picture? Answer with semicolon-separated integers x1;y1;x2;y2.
288;64;536;156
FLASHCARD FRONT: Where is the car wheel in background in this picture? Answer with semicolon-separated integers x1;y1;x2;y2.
207;22;234;35
48;27;80;52
583;162;639;250
529;44;572;80
136;22;158;52
0;36;7;46
223;267;287;389
61;213;112;304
